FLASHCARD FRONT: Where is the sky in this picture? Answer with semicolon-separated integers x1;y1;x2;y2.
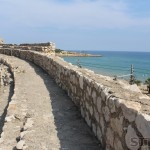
0;0;150;51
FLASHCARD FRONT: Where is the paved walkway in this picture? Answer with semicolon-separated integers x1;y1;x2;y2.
0;55;102;150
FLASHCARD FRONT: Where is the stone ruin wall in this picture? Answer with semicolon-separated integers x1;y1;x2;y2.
0;42;56;53
0;48;150;150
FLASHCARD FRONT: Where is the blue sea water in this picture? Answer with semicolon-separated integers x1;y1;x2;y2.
63;51;150;82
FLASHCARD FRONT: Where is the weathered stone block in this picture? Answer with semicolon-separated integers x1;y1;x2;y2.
106;128;114;148
100;116;105;135
114;136;123;150
97;96;102;114
79;75;83;89
92;90;97;104
94;108;99;123
92;123;97;136
110;117;123;137
121;100;141;122
85;112;91;127
107;97;116;113
125;125;139;150
20;50;27;60
135;113;150;138
97;126;102;143
102;106;110;122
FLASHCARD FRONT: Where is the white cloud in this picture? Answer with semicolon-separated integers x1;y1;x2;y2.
0;0;150;29
0;0;150;30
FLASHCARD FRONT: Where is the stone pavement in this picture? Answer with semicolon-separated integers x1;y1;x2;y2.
0;54;102;150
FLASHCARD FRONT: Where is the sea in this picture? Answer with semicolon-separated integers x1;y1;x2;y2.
63;51;150;82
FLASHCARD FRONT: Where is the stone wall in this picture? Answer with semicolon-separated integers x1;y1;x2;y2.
1;42;56;53
0;48;150;149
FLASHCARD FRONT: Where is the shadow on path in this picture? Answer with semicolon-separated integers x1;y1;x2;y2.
29;61;103;150
0;81;14;136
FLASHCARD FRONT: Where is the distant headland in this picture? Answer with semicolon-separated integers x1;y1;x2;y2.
0;40;102;57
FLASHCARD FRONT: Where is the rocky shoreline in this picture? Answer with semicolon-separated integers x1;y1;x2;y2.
55;51;102;57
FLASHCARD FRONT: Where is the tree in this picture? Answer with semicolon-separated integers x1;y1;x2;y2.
145;78;150;94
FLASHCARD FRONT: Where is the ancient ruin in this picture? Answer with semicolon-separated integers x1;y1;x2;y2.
0;43;150;149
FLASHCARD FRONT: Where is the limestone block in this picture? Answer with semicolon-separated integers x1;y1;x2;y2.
107;97;116;113
5;115;15;122
87;86;91;96
141;145;150;150
125;125;139;150
106;128;114;148
79;75;83;89
89;105;93;116
114;136;123;150
92;90;97;104
97;126;102;143
135;113;150;138
114;98;122;108
0;48;4;54
81;106;85;118
101;88;109;101
20;50;27;60
85;101;89;111
121;100;141;122
101;90;106;101
97;96;102;114
85;112;91;127
102;106;110;122
16;140;25;149
26;51;34;61
100;116;105;135
110;117;123;137
98;84;103;93
23;118;34;130
92;123;97;136
94;108;99;123
4;48;12;55
94;82;100;90
12;49;20;57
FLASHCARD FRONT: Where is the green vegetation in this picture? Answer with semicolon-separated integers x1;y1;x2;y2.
134;80;141;86
55;49;64;53
145;78;150;93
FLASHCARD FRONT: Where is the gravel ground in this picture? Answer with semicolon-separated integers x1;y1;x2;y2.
0;63;13;135
0;55;102;150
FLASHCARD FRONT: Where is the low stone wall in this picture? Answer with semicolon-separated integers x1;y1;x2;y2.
0;48;150;149
20;42;53;47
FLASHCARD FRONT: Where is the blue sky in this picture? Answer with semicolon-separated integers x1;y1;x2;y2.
0;0;150;51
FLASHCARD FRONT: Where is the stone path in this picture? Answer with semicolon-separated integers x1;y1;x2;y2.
0;54;102;150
